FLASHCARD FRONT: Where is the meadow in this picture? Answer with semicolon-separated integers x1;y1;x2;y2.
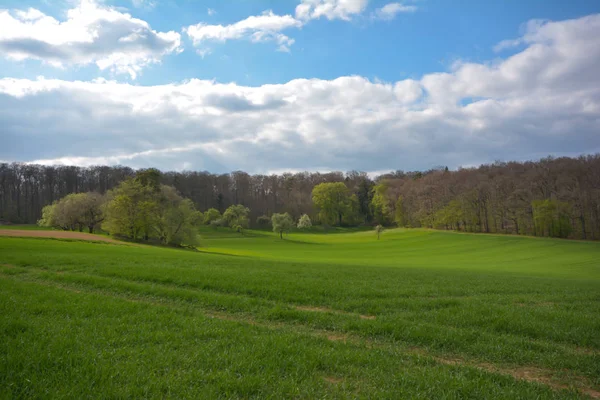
1;227;599;399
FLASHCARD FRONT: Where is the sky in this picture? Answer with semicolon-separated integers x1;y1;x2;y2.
0;0;599;174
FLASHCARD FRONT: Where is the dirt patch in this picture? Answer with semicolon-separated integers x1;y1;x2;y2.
0;229;122;244
323;376;344;384
294;305;376;320
501;366;599;399
425;353;599;398
406;347;599;398
326;334;348;342
359;315;376;320
296;305;332;313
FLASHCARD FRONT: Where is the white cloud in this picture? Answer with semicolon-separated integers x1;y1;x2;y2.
131;0;157;9
184;10;301;52
186;0;382;54
207;8;216;16
373;3;417;21
1;14;600;173
295;0;369;21
0;0;181;79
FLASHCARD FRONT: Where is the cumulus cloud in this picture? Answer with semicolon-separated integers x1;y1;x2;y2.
295;0;369;21
184;10;300;52
373;3;417;21
0;0;181;79
185;0;381;54
1;14;600;173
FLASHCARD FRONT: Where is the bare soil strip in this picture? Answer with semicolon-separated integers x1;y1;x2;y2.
433;356;599;399
0;229;122;244
294;305;376;320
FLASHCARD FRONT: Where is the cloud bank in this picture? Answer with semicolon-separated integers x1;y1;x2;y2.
0;0;181;79
1;14;599;173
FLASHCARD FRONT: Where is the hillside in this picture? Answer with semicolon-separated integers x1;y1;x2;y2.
1;228;599;398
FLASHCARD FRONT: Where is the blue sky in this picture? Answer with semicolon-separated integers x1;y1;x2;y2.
0;0;599;173
2;0;598;86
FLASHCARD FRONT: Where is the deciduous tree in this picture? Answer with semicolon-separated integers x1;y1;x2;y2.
312;182;351;226
297;214;312;229
272;212;294;239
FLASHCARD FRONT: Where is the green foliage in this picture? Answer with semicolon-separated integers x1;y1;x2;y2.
433;200;464;230
311;182;351;226
297;214;312;229
223;204;250;229
102;180;154;239
37;192;104;233
256;215;271;228
394;196;405;226
37;204;56;228
271;212;294;238
134;168;161;192
532;199;572;238
356;177;374;223
210;218;227;229
203;208;222;225
370;183;392;225
345;194;361;226
154;188;202;246
102;179;201;246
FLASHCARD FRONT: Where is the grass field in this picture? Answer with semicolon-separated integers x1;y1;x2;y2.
1;227;599;398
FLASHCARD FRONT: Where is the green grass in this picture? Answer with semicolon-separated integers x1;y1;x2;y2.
1;228;599;398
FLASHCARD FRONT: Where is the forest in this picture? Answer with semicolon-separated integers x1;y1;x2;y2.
1;154;599;240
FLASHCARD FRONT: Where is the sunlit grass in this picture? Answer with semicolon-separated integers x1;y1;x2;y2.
1;228;599;398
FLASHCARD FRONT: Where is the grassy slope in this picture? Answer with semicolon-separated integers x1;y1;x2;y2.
1;228;599;398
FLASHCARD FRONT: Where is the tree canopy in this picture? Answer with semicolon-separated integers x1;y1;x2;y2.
272;213;294;239
101;174;202;246
223;204;250;229
203;208;222;225
38;192;104;233
311;182;352;226
297;214;312;229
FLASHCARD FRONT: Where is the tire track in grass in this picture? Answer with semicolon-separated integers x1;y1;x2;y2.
294;305;376;320
21;263;600;359
1;270;598;398
2;262;599;362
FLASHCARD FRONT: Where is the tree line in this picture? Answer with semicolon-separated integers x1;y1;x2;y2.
1;154;599;240
35;167;313;244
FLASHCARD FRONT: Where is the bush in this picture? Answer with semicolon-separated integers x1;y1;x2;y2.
210;218;227;229
297;214;312;229
256;215;271;228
